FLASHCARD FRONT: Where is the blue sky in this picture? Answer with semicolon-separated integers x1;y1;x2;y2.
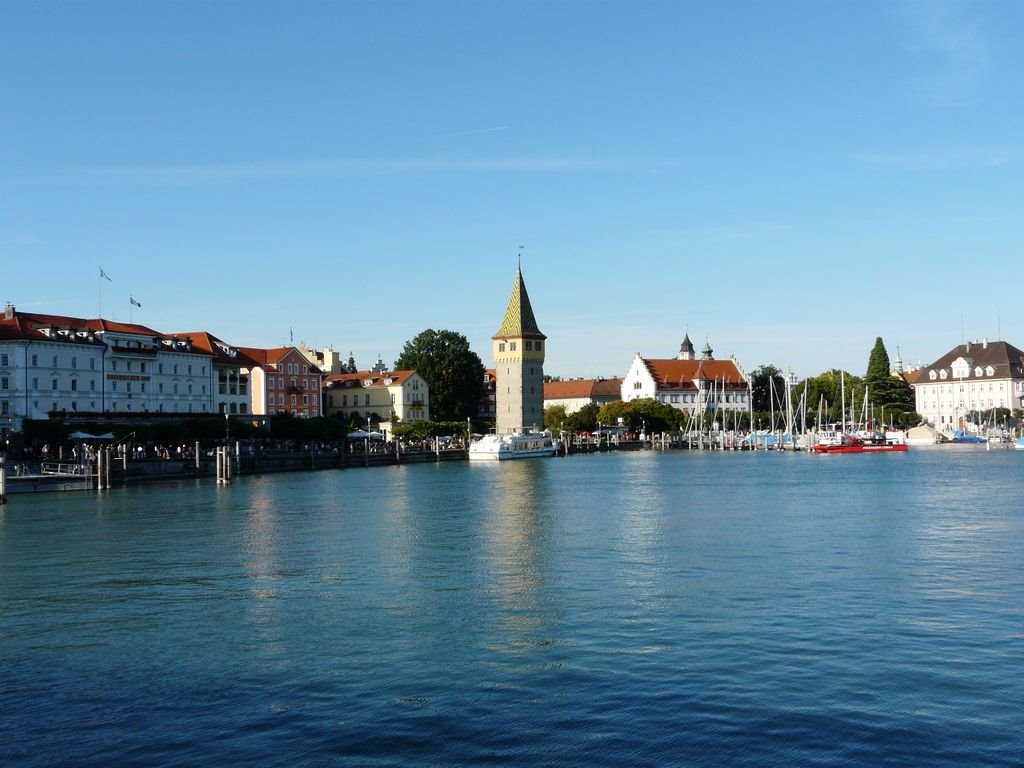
3;0;1021;380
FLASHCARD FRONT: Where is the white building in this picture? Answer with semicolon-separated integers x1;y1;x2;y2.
621;334;748;418
0;304;216;437
911;339;1024;432
169;331;259;415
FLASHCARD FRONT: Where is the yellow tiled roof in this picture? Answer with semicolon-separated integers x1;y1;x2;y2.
493;268;545;340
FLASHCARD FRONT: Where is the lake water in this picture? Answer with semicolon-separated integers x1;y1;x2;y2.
2;447;1022;766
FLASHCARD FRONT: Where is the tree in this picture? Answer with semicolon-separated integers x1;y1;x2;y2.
749;364;785;413
794;369;864;425
544;404;568;431
863;337;915;424
394;329;485;421
865;337;891;380
565;403;600;433
596;398;682;433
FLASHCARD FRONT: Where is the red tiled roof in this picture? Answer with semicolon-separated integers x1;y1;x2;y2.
170;332;262;368
0;309;161;341
544;378;624;400
643;359;746;390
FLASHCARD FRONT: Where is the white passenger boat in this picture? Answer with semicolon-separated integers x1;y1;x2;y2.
468;430;562;461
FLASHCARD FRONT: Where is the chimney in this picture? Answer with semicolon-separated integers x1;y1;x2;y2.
4;303;13;320
982;337;988;349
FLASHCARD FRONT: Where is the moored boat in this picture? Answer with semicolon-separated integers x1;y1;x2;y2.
813;429;908;454
468;430;562;461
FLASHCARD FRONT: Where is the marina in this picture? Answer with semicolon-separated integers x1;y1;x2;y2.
2;449;1022;767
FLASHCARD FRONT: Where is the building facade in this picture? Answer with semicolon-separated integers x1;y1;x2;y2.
543;378;623;414
170;332;260;415
493;267;546;434
240;346;324;418
0;305;218;437
322;369;429;425
911;339;1024;432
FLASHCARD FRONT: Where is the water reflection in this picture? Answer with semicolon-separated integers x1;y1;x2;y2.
240;481;283;649
477;461;562;649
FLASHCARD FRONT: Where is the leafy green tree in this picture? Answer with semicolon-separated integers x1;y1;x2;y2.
629;397;684;432
794;369;864;425
564;402;600;433
596;400;634;429
394;329;485;421
749;364;785;413
596;398;682;433
544;404;569;430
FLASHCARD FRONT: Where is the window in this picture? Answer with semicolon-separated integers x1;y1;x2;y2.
269;378;275;389
525;341;533;351
536;342;542;352
188;365;192;376
158;363;163;374
31;354;38;366
1;401;9;415
141;362;146;373
173;364;178;375
52;355;58;367
90;359;96;370
1;354;8;366
499;343;506;352
510;342;517;351
52;379;58;390
0;376;7;390
71;379;78;391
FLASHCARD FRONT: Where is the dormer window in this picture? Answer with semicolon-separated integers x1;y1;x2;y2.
939;370;947;380
929;370;937;380
986;366;995;376
974;366;983;377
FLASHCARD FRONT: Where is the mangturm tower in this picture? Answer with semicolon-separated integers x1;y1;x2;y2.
493;265;546;435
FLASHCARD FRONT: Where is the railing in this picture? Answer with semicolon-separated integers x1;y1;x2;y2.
41;461;90;476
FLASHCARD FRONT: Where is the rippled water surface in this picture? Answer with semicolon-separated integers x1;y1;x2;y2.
2;448;1022;766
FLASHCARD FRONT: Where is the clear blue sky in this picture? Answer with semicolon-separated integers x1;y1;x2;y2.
3;0;1021;380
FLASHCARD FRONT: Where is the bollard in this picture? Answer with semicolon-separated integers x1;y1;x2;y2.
0;455;6;505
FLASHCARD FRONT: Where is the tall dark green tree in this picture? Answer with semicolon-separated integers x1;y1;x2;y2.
863;336;915;423
394;329;485;420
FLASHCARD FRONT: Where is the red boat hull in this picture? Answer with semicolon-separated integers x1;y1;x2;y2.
813;443;908;454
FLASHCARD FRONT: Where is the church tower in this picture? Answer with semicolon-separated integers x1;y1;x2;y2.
493;266;546;435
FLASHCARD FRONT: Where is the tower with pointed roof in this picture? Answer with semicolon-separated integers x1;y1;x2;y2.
492;266;546;434
678;330;695;360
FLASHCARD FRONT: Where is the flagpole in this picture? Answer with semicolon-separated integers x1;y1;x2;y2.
129;296;133;324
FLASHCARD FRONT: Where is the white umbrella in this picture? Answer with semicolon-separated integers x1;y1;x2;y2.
347;429;370;439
